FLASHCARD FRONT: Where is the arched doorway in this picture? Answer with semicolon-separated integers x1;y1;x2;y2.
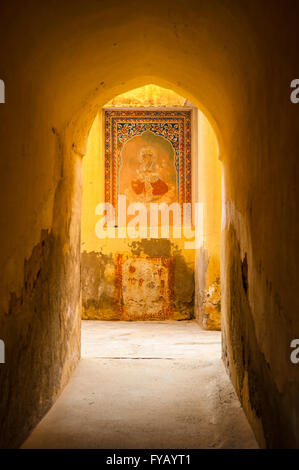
81;83;222;329
21;83;256;448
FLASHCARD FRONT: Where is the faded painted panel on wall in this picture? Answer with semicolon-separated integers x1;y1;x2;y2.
116;254;174;320
104;109;192;213
119;131;177;205
81;239;195;321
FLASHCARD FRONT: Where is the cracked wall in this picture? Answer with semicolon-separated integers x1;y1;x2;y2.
0;124;82;448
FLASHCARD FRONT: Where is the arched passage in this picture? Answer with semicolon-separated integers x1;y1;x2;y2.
0;0;298;449
80;83;221;327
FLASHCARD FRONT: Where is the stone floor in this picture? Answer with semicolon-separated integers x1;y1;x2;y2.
22;320;258;449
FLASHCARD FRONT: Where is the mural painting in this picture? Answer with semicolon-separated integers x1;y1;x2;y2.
97;108;194;320
104;109;192;213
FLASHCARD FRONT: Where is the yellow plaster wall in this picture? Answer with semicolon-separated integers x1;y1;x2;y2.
106;84;187;107
81;113;103;253
195;111;221;329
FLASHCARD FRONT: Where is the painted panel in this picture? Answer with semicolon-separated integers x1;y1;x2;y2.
116;254;174;320
104;109;192;213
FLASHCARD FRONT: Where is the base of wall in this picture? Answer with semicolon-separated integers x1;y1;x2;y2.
81;239;195;322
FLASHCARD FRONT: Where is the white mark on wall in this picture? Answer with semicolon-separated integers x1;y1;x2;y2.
0;340;5;363
290;79;299;104
0;80;5;103
290;339;299;364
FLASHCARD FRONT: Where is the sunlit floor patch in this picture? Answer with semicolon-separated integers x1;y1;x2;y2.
22;321;258;449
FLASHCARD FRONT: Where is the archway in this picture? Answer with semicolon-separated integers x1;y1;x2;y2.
21;83;258;449
81;83;222;329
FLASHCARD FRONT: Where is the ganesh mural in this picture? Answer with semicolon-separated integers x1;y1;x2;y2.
104;109;192;213
119;131;177;206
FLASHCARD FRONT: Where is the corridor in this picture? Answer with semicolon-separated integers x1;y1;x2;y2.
1;0;299;450
22;321;257;449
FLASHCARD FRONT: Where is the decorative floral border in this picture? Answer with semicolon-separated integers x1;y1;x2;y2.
104;109;192;210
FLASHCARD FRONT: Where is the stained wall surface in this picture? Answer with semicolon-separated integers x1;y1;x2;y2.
0;0;298;448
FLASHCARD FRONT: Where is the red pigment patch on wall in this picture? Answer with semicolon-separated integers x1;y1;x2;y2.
115;254;174;320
